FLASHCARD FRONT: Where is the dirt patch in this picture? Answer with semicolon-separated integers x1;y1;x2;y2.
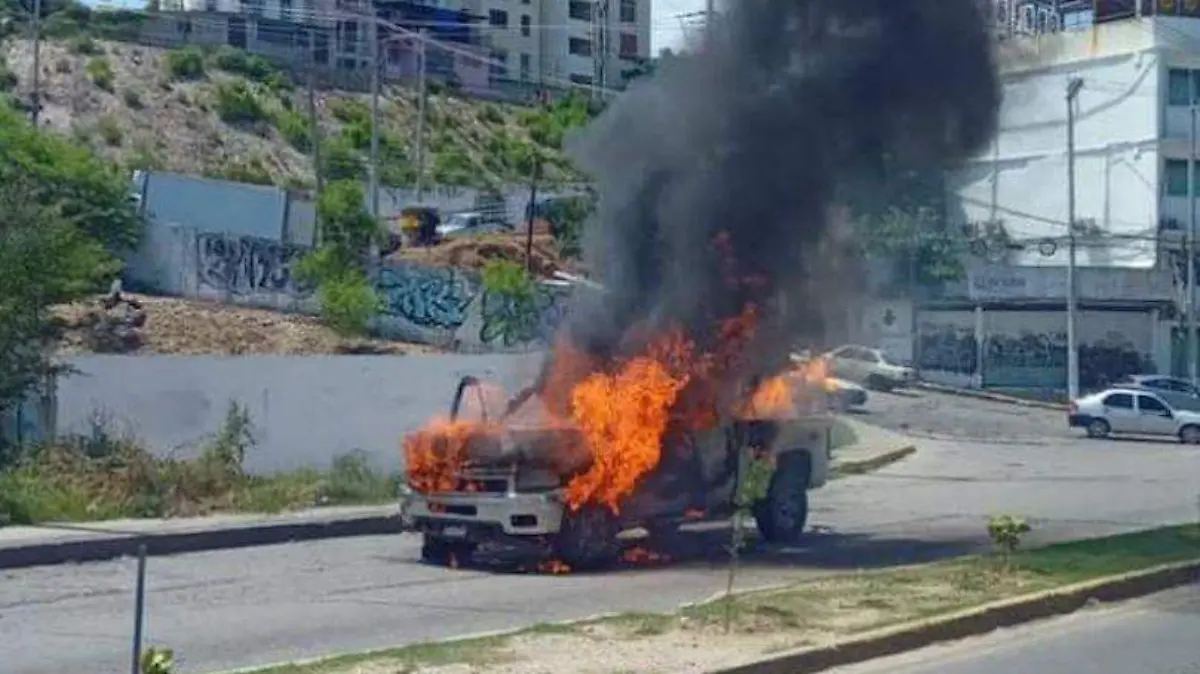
393;232;576;279
53;293;436;356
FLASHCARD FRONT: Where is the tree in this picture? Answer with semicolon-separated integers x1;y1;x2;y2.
295;180;384;335
0;100;136;420
847;155;966;287
0;103;140;254
0;176;119;418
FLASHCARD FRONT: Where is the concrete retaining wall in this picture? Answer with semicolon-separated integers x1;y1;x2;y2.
56;354;542;474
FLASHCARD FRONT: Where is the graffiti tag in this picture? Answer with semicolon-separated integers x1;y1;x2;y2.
376;265;475;330
479;286;567;348
196;233;312;297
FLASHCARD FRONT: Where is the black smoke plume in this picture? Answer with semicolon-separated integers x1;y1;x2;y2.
536;0;1000;409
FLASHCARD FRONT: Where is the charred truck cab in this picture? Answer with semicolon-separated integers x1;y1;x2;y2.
400;375;834;569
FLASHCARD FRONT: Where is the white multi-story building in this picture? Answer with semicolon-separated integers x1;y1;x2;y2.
415;0;652;92
953;1;1200;273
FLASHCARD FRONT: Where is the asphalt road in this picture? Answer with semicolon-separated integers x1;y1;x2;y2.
830;583;1200;674
851;388;1069;444
6;393;1200;674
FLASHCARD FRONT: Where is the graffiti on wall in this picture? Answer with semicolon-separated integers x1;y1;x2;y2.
479;287;568;347
918;322;1152;388
196;233;312;297
918;324;978;376
375;265;475;330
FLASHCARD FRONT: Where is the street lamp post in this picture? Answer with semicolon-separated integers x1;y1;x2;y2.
1065;76;1083;401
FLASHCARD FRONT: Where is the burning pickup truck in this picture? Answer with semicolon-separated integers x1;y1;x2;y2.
399;357;835;570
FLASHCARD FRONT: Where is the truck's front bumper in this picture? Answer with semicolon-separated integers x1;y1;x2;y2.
400;488;566;538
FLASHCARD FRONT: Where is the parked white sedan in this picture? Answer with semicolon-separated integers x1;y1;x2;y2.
1069;387;1200;443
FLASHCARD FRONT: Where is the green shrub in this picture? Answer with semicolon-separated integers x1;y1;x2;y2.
214;81;267;125
481;258;534;299
211;156;274;185
273;107;312;151
326;97;370;126
68;36;102;55
212;46;277;84
321;137;365;181
122;88;142;108
165;47;205;80
0;66;17;92
86;57;114;91
97;115;122;146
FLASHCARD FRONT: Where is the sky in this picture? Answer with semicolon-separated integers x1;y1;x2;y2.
650;0;706;54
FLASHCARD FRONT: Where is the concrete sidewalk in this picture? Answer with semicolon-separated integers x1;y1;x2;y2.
832;416;918;473
0;423;916;571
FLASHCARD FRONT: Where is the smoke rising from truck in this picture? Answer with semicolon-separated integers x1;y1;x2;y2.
405;0;1002;518
557;0;1000;395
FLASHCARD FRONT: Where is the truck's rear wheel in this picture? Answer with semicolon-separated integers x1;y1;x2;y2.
553;506;621;570
753;452;811;545
421;534;476;567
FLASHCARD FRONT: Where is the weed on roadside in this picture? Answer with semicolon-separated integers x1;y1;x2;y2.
0;401;398;525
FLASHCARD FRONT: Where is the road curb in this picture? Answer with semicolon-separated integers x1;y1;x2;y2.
0;514;406;570
833;445;917;477
708;558;1200;674
915;382;1067;411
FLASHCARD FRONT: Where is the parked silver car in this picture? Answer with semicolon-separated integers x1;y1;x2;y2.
1068;387;1200;443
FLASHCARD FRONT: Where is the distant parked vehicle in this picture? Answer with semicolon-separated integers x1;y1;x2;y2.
1068;387;1200;443
822;345;914;392
1110;374;1200;412
437;212;512;239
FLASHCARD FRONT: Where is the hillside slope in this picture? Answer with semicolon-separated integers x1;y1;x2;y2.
0;36;580;190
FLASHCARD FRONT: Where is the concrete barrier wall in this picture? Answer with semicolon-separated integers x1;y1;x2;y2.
56;354;543;474
124;223;572;352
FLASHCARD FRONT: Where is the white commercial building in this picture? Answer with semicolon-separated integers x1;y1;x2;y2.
414;0;652;91
951;5;1200;275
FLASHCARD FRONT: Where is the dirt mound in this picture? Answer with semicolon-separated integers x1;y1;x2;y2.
54;293;435;356
394;232;573;278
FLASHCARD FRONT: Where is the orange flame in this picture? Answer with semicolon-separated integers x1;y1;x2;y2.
403;419;496;493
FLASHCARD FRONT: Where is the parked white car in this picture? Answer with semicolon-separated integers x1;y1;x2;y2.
1069;387;1200;443
822;345;915;392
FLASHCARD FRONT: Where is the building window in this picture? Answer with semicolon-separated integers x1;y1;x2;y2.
489;9;508;26
279;0;292;21
340;20;358;54
620;0;636;23
570;73;593;85
520;52;531;81
521;14;531;37
569;37;592;56
490;49;508;78
569;1;592;21
619;33;637;57
1166;68;1200;106
1165;159;1191;197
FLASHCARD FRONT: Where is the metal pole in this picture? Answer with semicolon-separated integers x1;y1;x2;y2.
525;158;541;275
1066;77;1083;400
30;0;42;126
131;543;147;674
368;4;380;220
308;30;324;247
1189;104;1198;384
706;0;715;37
413;29;428;203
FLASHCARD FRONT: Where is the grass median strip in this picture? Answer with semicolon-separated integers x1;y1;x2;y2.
238;524;1200;674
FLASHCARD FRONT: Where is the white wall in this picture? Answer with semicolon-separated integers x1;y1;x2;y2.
950;19;1161;269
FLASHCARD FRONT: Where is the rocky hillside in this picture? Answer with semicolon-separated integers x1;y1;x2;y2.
0;36;581;189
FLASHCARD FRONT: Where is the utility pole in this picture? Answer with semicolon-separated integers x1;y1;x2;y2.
706;0;715;35
524;157;541;275
308;30;324;247
413;29;428;203
30;0;42;126
1065;76;1083;400
1189;103;1198;385
367;3;380;221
